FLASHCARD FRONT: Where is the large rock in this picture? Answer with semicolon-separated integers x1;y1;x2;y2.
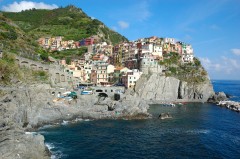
208;92;228;103
135;74;214;102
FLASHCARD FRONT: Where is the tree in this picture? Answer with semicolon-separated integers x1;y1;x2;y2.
38;48;49;61
66;57;71;65
194;57;201;67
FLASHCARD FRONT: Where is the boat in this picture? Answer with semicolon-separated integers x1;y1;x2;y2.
81;90;93;95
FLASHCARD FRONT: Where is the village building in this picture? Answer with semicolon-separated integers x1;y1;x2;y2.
83;62;93;82
140;53;158;74
90;69;97;85
122;69;142;88
95;62;109;85
182;44;194;63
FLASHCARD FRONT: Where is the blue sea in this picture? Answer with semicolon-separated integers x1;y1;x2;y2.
39;80;240;159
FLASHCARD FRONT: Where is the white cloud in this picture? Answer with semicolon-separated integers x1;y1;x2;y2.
2;1;58;12
200;57;222;72
231;49;240;56
118;21;129;29
200;56;240;79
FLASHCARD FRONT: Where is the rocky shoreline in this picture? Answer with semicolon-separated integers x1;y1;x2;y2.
217;101;240;112
0;83;151;159
0;76;218;159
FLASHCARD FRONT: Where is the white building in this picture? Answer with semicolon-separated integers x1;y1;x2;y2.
122;69;142;88
186;44;193;54
164;38;175;44
141;43;153;54
84;63;93;81
152;44;163;57
182;54;194;63
107;64;115;74
182;44;194;63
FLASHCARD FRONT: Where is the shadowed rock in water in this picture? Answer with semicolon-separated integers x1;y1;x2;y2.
158;112;172;120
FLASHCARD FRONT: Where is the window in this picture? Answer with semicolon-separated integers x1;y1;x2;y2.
111;90;113;92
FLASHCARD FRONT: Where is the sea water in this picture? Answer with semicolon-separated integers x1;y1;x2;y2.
39;80;240;159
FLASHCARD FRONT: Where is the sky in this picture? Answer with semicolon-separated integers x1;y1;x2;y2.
0;0;240;80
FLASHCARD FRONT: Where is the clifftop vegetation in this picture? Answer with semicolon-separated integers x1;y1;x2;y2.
159;53;208;83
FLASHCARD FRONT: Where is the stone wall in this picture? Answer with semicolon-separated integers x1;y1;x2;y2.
15;56;80;87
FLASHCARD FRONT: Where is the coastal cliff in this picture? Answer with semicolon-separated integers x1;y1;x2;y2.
135;74;214;103
0;83;150;158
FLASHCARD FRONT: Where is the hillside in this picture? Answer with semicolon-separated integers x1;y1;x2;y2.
0;13;38;55
2;5;128;45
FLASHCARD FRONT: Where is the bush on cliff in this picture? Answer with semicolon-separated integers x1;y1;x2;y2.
160;53;207;84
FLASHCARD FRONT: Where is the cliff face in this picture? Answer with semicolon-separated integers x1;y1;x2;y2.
0;83;151;158
134;74;214;102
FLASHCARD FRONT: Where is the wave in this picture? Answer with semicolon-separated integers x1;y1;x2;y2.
25;131;37;135
75;118;83;122
84;119;93;122
38;124;57;130
46;143;55;150
61;120;69;125
185;129;210;134
46;143;66;159
157;128;211;135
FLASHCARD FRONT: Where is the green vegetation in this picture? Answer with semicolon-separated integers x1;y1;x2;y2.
32;70;49;81
38;48;49;61
0;13;39;55
0;21;18;40
0;52;49;85
0;53;20;84
159;53;207;83
20;67;49;83
50;46;87;59
3;5;128;44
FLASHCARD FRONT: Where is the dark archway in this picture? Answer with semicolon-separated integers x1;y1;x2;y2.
98;93;108;98
96;89;103;92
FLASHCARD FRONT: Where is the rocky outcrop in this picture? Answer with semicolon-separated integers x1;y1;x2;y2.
134;74;214;103
0;83;150;158
0;70;215;158
0;85;51;159
158;112;172;120
208;92;228;103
